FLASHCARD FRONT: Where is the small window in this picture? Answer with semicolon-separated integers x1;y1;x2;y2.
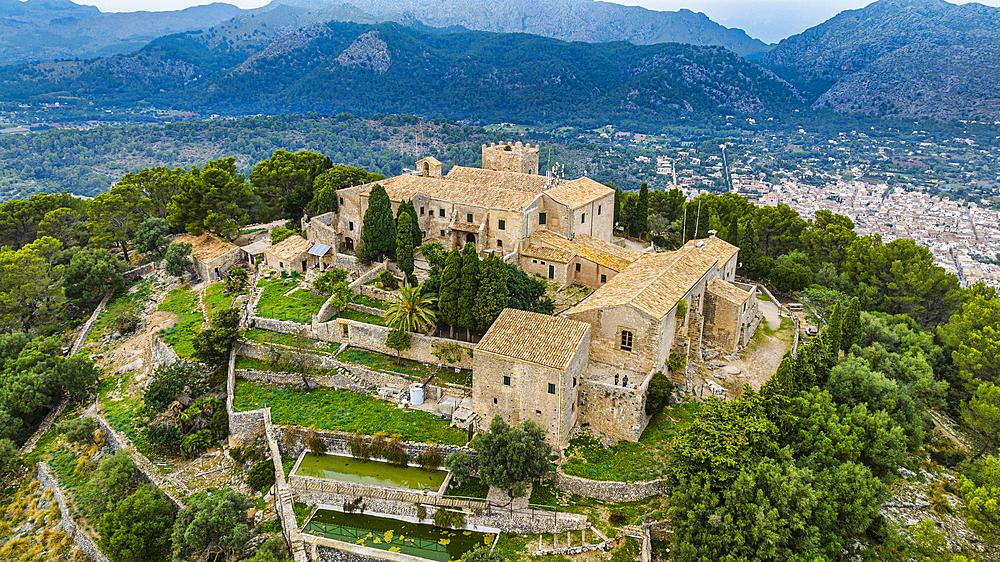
503;375;510;386
279;262;283;269
494;397;497;404
548;265;555;279
601;274;607;283
620;330;633;352
497;239;503;248
581;213;586;223
340;196;344;206
498;219;506;230
598;204;602;215
467;213;473;223
575;263;581;272
532;259;538;264
420;206;425;215
440;230;446;236
349;221;354;231
539;212;547;225
536;410;542;415
342;324;349;337
573;377;577;387
547;383;556;394
439;208;445;217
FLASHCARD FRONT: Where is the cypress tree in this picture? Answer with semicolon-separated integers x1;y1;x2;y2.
637;182;649;239
737;218;757;278
841;297;862;353
827;301;844;359
359;183;396;262
726;214;739;246
457;243;480;339
405;200;422;248
474;253;510;331
395;211;415;283
439;249;462;337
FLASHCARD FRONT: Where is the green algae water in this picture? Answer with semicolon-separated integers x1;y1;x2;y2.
295;454;447;491
303;510;494;562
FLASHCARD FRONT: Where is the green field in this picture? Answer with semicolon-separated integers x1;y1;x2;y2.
233;379;467;445
256;279;328;324
157;285;204;358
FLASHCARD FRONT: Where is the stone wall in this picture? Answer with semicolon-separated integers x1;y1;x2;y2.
37;462;110;562
577;377;649;443
552;471;667;503
234;342;416;390
123;262;155;282
229;409;267;447
359;285;396;301
237;368;358;390
272;426;474;462
91;415;184;508
312;320;475;370
251;316;310;336
346;302;386;317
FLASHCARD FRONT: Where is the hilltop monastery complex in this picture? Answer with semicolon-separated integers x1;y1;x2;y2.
301;142;763;447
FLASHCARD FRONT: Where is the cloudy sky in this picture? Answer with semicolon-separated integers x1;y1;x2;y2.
72;0;1000;44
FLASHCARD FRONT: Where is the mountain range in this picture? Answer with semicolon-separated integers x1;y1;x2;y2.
761;0;1000;121
0;0;770;68
0;21;800;130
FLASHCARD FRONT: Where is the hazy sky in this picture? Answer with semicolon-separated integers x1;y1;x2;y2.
71;0;1000;44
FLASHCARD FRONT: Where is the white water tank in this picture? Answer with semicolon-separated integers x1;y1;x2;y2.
409;383;424;406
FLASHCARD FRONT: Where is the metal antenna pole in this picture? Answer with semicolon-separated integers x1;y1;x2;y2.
694;200;702;239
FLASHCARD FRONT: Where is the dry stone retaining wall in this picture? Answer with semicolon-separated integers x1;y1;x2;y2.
272;426;474;464
552;472;667;502
346;302;386;317
36;462;110;562
234;342;417;390
90;414;185;508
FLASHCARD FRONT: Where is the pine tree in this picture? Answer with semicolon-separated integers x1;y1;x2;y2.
799;331;834;386
726;214;739;246
395;211;415;282
636;182;649;239
737;218;757;278
474;253;510;330
439;249;462;337
841;297;862;353
827;301;844;359
457;243;480;339
359;183;396;262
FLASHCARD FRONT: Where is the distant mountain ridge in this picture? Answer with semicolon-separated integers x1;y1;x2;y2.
0;21;800;130
761;0;1000;120
0;0;771;69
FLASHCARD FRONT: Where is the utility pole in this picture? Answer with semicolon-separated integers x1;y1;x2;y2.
694;200;702;240
682;205;687;244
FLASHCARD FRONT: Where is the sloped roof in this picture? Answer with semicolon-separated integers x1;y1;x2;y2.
476;308;590;370
543;177;614;209
176;233;240;264
521;244;574;263
357;175;540;211
527;229;641;272
708;278;752;304
565;236;739;320
241;239;270;255
265;235;311;261
445;166;557;193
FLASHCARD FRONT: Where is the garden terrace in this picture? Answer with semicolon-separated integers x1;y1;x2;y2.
291;453;448;492
337;347;437;382
336;308;388;326
204;282;240;314
157;285;203;358
561;402;701;481
232;379;468;445
255;277;328;324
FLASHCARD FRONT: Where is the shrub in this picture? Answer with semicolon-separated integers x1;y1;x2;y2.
384;435;409;467
379;270;399;290
314;269;348;295
645;371;674;416
432;508;465;529
421;242;448;271
247;460;276;493
349;432;370;461
445;450;473;483
271;227;295;245
144;361;208;412
180;429;213;459
343;496;365;514
112;306;141;335
415;503;427;521
144;424;182;449
417;445;443;472
59;417;98;444
667;352;686;373
226;267;249;293
609;512;626;525
99;484;174;562
308;436;327;456
210;407;229;441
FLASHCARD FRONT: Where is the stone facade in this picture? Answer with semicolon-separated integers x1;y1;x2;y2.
482;142;539;174
177;233;243;282
576;375;652;443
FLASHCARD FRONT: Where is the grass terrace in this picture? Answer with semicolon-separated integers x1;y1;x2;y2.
233;379;468;445
562;402;701;481
204;282;238;314
157;285;203;358
86;279;153;345
256;278;328;324
242;328;332;352
338;347;436;381
351;294;391;310
444;477;489;499
337;308;388;326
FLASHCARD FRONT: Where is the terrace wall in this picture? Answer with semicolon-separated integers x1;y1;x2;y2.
272;426;474;464
36;462;110;562
551;472;667;503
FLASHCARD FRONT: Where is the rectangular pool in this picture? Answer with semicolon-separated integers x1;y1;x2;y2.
294;454;448;492
303;510;494;562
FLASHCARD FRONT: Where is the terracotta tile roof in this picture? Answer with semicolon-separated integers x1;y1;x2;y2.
445;166;556;193
708;278;752;304
521;243;574;263
476;308;590;370
565;236;740;320
527;229;641;271
357;175;540;211
176;233;240;263
265;235;311;261
543;177;614;209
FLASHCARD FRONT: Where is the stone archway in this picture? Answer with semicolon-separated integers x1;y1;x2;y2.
465;233;476;248
345;237;354;252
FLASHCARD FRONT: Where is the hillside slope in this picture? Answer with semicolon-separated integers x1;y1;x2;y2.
0;22;801;130
761;0;1000;120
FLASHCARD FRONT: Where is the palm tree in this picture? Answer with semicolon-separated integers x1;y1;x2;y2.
385;284;438;334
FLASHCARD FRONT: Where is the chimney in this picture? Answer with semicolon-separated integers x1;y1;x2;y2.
708;230;717;239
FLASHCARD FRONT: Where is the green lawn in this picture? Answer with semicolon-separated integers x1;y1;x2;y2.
445;477;489;499
433;366;472;387
233;379;467;445
351;294;391;310
235;356;324;375
157;285;204;358
337;308;387;326
204;282;238;315
242;328;331;352
256;279;327;324
562;402;701;482
338;347;435;381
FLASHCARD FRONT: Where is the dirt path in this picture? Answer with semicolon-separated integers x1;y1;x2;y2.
726;320;793;392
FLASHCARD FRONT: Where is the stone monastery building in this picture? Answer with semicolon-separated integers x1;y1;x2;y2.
309;142;762;447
